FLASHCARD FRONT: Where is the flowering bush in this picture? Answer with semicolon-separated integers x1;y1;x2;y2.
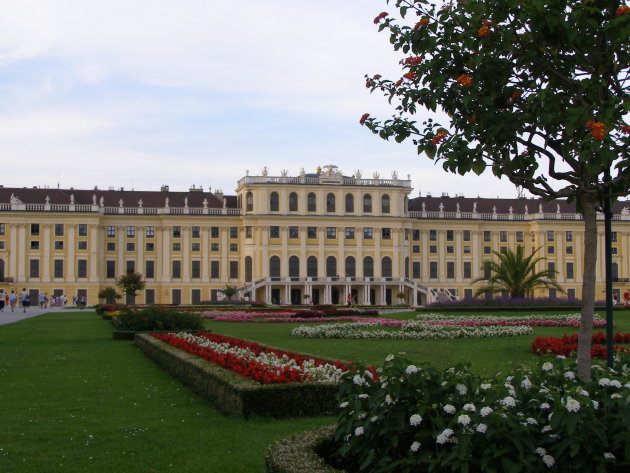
415;312;607;328
151;332;352;384
292;322;531;340
426;296;583;309
532;332;630;359
332;356;630;473
202;311;397;324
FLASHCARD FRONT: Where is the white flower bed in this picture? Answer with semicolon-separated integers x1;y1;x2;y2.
415;312;602;322
291;322;532;339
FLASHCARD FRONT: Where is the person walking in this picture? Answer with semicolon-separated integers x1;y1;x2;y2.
21;290;30;313
9;290;16;312
0;290;4;312
39;292;45;309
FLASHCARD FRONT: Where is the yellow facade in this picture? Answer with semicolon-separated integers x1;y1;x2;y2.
0;166;628;305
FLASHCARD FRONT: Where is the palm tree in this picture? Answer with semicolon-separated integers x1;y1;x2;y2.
473;246;564;299
219;284;239;301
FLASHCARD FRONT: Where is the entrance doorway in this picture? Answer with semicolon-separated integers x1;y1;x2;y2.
331;287;340;305
312;289;320;305
290;288;301;305
271;288;281;305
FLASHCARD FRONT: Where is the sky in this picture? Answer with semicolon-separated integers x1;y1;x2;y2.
0;0;525;199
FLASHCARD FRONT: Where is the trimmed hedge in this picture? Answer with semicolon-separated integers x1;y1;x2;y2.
135;334;339;418
113;306;204;331
265;425;344;473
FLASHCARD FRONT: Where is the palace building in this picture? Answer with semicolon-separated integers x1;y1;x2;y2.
1;165;628;306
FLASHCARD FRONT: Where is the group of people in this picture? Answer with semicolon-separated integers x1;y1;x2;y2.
36;293;68;308
0;289;87;313
0;289;30;313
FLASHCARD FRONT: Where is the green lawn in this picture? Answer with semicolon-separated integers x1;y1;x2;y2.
0;309;628;472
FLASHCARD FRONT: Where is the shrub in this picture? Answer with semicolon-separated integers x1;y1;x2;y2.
113;306;203;332
95;303;127;315
332;355;630;473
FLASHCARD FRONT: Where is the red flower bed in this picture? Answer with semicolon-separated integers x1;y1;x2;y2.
151;332;354;384
531;332;630;359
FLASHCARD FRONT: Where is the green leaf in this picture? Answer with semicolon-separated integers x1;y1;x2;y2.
425;146;436;160
472;161;486;175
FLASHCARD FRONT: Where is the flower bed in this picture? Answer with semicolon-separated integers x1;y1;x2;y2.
292;322;532;339
415;312;607;327
331;355;630;473
151;332;351;384
202;310;403;325
532;332;630;358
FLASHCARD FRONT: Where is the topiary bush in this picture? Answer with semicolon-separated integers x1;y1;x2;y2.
331;355;630;473
113;306;203;332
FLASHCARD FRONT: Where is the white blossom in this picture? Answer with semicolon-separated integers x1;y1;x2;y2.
542;362;554;372
457;414;471;426
610;380;622;388
409;414;423;426
463;403;476;412
566;398;580;412
353;375;364;386
599;378;611;386
405;365;419;375
541;425;552;433
542;455;555;467
480;406;493;417
339;402;349;408
443;404;456;414
500;396;516;408
410;441;421;452
355;427;364;436
385;394;394;405
535;447;547;456
358;394;369;399
521;378;532;389
456;384;468;395
540;403;550;410
436;428;454;445
564;371;576;380
480;383;492;391
604;452;615;460
475;423;487;433
592;400;599;409
370;416;379;423
385;354;395;362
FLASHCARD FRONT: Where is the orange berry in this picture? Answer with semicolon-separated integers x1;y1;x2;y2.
478;26;489;37
456;74;473;87
616;5;629;16
359;113;370;126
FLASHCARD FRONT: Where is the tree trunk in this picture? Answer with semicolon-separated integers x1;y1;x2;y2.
577;195;598;382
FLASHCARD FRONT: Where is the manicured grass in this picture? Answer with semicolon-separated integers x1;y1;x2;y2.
1;309;628;472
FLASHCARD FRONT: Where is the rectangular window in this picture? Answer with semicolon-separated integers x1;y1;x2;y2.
0;223;4;235
146;226;155;238
446;261;455;279
446;230;454;241
229;261;239;279
327;227;337;239
531;232;536;242
191;289;201;304
30;240;40;250
567;288;576;299
126;226;135;238
78;241;87;250
0;241;3;250
172;226;181;238
191;226;200;238
53;259;64;278
54;241;64;250
405;229;409;241
210;243;219;251
307;227;317;239
191;260;201;279
230;227;238;239
126;260;135;274
463;245;471;254
547;230;555;242
172;260;181;278
77;260;87;278
463;230;471;242
345;227;355;239
611;232;617;243
429;245;437;254
566;246;573;254
483;246;491;254
412;261;421;278
145;260;155;279
286;226;297;239
464;288;473;299
429;262;438;279
516;231;524;242
192;242;200;251
382;228;391;240
106;260;116;278
78;224;88;236
172;242;181;251
463;261;472;279
230;243;238;252
106;242;115;251
145;289;155;305
126;242;135;251
547;246;555;254
500;246;507;254
500;231;508;242
106;226;115;237
211;226;219;238
548;262;556;279
566;262;574;279
363;227;373;239
412;229;420;241
245;226;252;238
269;226;280;238
29;259;39;278
429;229;437;241
210;261;220;279
565;231;573;242
412;245;420;254
483;231;491;242
31;224;40;236
446;246;454;254
146;242;155;251
54;224;64;236
611;247;618;255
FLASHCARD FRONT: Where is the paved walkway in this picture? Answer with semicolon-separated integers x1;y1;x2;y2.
0;306;90;326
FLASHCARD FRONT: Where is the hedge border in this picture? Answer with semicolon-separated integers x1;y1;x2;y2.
265;425;344;473
113;329;205;340
135;333;339;418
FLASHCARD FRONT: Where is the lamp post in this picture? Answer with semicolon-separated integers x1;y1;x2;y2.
603;168;614;368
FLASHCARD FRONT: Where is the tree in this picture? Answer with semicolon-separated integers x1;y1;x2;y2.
116;272;146;300
98;286;121;305
362;1;629;381
474;246;565;299
219;284;239;301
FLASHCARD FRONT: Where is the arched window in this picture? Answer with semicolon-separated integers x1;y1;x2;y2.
382;194;390;214
246;192;253;212
326;193;336;213
345;193;354;213
405;257;410;279
270;192;279;211
307;192;317;212
289;256;300;278
245;256;252;282
326;256;337;277
269;256;281;278
363;256;374;277
289;192;298;212
363;194;372;213
345;256;356;277
307;256;318;277
382;256;392;277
